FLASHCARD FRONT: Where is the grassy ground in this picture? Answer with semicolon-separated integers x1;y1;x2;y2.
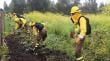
3;11;110;61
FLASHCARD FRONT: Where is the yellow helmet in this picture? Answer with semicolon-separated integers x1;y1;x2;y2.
29;21;35;26
12;13;16;16
70;6;81;13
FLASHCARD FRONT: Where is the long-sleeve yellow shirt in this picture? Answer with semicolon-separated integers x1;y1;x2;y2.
79;17;87;36
71;16;87;36
12;15;27;29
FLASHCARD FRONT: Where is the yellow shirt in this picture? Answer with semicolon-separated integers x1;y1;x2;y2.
71;15;87;36
19;18;27;27
79;17;87;36
32;26;38;35
29;22;38;35
13;15;19;23
12;15;27;29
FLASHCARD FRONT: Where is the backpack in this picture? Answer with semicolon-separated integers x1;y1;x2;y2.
78;16;91;35
35;22;44;31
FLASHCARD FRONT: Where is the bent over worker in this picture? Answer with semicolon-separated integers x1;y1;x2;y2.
70;6;91;61
29;22;47;45
12;13;27;30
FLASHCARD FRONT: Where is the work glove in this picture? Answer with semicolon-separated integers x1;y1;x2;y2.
70;32;77;38
75;34;85;45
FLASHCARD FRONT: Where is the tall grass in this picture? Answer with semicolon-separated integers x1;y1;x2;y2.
4;11;110;61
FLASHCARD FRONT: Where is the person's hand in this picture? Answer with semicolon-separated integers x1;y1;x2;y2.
70;32;74;38
70;32;77;38
75;35;85;45
75;37;81;45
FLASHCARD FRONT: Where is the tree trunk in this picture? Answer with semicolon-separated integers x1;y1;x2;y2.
0;11;4;46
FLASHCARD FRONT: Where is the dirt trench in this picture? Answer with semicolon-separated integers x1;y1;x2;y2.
4;30;71;61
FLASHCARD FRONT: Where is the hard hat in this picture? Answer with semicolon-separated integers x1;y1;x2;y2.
13;13;16;16
70;6;81;13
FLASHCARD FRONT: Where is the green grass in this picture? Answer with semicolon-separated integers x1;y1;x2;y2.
4;15;15;36
3;11;110;61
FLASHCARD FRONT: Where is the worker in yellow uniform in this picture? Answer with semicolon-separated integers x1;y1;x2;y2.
29;21;47;46
12;13;27;30
70;6;91;61
29;21;38;35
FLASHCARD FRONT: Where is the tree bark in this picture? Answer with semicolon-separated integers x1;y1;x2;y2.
0;11;4;46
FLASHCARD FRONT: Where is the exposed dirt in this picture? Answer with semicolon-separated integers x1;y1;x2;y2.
4;29;70;61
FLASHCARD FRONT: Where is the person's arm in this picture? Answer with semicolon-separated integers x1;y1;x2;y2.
20;18;27;27
78;17;86;39
12;15;19;23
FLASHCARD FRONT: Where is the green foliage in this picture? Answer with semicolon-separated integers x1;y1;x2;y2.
81;0;98;13
83;14;110;61
7;0;80;14
0;45;8;56
101;5;110;16
25;12;110;61
4;15;15;36
83;31;110;61
29;0;50;11
4;12;110;61
8;0;26;14
3;1;9;13
56;0;71;14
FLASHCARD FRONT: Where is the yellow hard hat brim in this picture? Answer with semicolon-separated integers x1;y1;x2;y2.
70;10;81;13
